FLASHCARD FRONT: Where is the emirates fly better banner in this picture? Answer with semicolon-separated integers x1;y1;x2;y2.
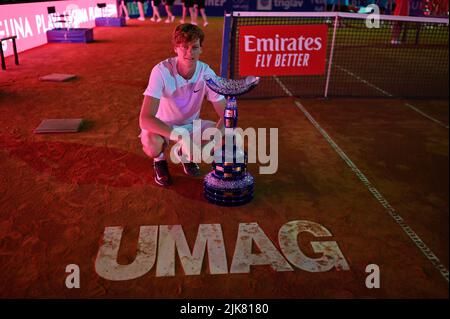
239;25;328;76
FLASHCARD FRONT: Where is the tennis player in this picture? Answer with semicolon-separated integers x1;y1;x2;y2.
139;24;226;186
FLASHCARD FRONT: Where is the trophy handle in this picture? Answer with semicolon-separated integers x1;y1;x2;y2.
204;74;260;97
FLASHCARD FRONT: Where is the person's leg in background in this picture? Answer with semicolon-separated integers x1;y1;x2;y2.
391;21;403;44
150;0;162;22
183;0;196;25
193;3;199;25
164;0;176;23
326;0;336;11
180;0;187;23
137;0;145;21
119;0;130;20
196;0;208;27
391;0;410;44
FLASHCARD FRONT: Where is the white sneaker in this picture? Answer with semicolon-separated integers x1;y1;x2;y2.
156;17;162;23
203;21;208;27
171;15;175;22
165;18;170;23
150;17;156;22
138;17;145;21
191;21;197;25
180;19;185;23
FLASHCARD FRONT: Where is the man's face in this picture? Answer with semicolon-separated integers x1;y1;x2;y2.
174;39;202;66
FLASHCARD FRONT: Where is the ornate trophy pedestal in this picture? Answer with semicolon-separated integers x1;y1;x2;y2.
204;143;254;206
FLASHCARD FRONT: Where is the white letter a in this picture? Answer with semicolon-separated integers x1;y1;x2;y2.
365;264;380;288
65;264;80;289
366;4;380;29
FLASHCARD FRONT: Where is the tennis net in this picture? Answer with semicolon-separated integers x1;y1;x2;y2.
221;12;449;99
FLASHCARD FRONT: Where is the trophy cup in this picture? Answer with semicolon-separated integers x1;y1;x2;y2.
203;75;260;206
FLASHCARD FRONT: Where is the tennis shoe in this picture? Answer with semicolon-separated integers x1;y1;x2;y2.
153;160;172;186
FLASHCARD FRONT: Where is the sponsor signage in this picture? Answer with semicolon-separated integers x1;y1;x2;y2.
0;0;117;58
202;0;326;15
255;0;326;12
238;24;328;76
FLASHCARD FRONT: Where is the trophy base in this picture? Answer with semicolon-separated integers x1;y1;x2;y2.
204;172;254;206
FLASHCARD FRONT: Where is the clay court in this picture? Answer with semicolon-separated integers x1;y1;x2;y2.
0;17;448;298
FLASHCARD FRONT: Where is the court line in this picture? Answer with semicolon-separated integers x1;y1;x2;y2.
404;103;449;129
273;75;449;283
335;65;449;129
334;65;394;97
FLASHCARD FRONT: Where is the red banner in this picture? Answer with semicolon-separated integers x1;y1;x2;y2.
238;25;328;76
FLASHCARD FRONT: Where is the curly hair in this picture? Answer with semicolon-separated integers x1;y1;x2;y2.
172;23;205;47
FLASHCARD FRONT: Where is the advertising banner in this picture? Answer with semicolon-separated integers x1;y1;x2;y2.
253;0;326;12
199;0;326;16
0;0;117;57
238;24;328;76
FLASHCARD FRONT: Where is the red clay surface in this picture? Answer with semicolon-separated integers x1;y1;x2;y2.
0;17;448;298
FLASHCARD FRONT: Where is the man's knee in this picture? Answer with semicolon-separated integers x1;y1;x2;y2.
143;146;164;158
141;132;166;157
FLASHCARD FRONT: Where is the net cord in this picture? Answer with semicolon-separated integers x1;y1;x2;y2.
232;11;449;25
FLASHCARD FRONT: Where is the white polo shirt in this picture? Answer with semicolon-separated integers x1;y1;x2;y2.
143;57;225;127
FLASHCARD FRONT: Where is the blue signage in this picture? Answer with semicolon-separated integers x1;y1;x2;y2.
251;0;326;12
202;0;326;16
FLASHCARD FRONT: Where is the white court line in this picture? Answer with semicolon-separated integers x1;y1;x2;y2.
273;75;449;283
335;65;394;97
335;65;449;129
404;103;449;129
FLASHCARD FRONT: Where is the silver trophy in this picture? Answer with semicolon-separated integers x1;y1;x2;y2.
203;74;260;206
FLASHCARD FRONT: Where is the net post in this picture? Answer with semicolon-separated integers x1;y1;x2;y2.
324;13;339;98
220;13;233;78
